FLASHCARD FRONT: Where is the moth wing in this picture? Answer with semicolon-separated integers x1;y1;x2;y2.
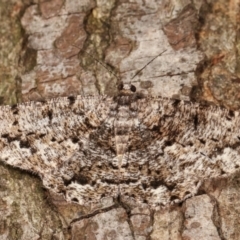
0;96;119;205
120;97;240;207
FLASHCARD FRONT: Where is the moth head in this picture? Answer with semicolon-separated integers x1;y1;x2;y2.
118;82;137;93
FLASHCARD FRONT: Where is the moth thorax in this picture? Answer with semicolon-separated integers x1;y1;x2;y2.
117;95;132;106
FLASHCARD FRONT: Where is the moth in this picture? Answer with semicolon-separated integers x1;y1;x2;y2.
0;80;239;208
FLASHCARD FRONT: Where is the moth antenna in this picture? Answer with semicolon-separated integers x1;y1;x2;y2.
131;50;167;80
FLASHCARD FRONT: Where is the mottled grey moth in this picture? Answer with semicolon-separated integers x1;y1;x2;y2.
0;81;239;208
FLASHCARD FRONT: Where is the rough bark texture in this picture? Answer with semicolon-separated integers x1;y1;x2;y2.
0;0;240;239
